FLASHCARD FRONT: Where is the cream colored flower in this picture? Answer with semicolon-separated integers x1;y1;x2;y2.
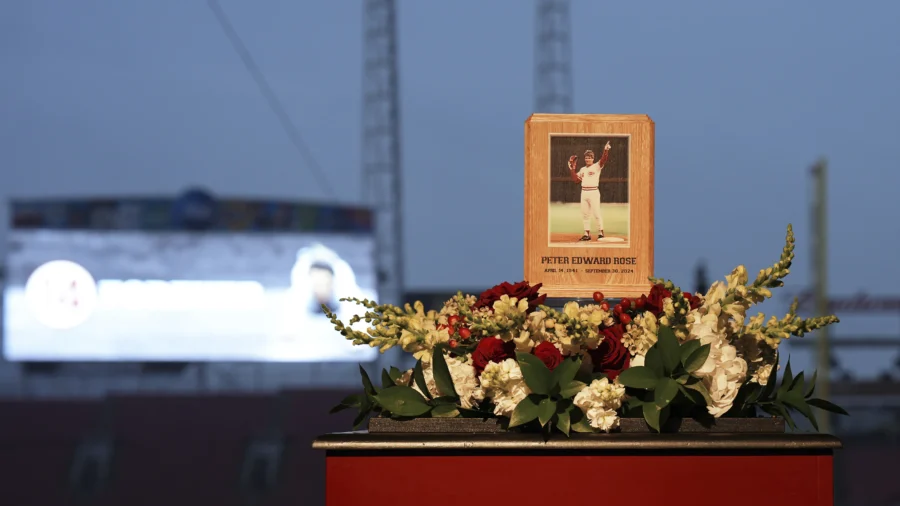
480;358;531;418
662;298;676;319
513;330;535;352
621;312;658;357
704;281;727;307
493;295;529;317
725;265;749;290
573;377;626;432
396;368;413;386
751;363;773;386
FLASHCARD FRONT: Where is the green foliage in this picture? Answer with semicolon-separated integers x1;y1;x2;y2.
431;349;459;399
374;386;433;417
329;352;498;429
732;354;849;430
616;325;713;432
507;355;589;439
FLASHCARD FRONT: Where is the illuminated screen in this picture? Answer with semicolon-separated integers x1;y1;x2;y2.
2;230;379;362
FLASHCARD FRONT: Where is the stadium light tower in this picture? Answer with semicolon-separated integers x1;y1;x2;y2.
535;0;574;113
362;0;404;308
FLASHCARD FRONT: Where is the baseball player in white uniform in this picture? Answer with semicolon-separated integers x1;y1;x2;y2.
568;141;611;241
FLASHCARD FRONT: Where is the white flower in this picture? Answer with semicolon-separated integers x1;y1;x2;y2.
694;341;748;417
707;369;743;417
480;359;531;417
445;355;484;409
573;377;626;432
630;354;645;367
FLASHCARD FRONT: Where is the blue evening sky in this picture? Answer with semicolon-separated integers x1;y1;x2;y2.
3;1;899;373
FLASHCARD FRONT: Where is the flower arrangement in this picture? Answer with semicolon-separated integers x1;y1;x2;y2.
326;225;848;435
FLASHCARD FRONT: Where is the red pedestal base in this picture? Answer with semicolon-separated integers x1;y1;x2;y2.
315;433;839;506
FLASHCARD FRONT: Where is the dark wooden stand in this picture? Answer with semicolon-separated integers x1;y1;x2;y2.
314;432;841;506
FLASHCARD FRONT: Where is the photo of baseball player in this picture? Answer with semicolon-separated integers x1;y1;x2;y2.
548;135;629;247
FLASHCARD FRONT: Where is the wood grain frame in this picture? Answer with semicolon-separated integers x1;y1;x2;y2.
524;114;654;299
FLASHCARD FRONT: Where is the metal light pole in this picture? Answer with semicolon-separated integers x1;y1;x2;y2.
811;158;832;433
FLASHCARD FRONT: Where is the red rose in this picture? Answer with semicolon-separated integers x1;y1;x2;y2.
644;284;672;316
588;324;631;381
471;337;517;375
473;281;547;313
532;341;563;371
635;295;647;310
684;292;703;310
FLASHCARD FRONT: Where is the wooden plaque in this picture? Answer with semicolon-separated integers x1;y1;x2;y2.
524;114;654;299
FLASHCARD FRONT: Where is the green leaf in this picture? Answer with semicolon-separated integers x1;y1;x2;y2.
329;394;363;414
381;369;394;388
805;370;818;399
560;380;587;399
538;398;557;427
590;372;609;382
654;378;679;408
413;360;432;399
556;408;571;436
679;339;701;365
677;384;703;406
570;408;594;433
745;384;763;406
808;398;850;416
352;410;368;430
657;325;682;375
431;404;460;418
617;366;660;390
431;351;458;399
552;357;581;389
373;386;433;417
782;391;817;431
683;344;711;374
509;394;541;428
642;402;661;432
359;365;377;396
329;403;351;414
683;380;713;405
625;396;645;413
773;403;798;431
790;371;805;393
675;374;689;385
644;348;665;377
777;359;794;399
517;353;554;396
389;366;403;382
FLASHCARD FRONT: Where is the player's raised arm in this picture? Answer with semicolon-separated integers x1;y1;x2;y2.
597;141;611;168
568;155;582;182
